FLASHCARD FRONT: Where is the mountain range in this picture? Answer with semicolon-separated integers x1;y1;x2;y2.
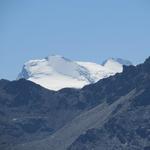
0;56;149;150
17;55;132;90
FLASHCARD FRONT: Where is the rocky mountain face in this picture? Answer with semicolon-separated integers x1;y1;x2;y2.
17;55;132;90
0;57;149;150
68;58;150;150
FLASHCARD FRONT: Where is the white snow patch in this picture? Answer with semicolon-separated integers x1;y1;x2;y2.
18;55;131;91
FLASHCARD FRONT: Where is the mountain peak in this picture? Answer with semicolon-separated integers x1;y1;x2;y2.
102;58;132;72
45;54;69;60
102;58;122;72
115;58;132;66
144;56;150;65
140;56;150;73
45;55;72;65
17;55;132;90
102;58;132;66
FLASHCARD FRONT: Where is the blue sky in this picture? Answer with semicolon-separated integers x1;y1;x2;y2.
0;0;150;80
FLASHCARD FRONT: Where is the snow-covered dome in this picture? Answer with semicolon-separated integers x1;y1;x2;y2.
18;55;132;91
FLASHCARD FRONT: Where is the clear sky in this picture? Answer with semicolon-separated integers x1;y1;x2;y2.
0;0;150;80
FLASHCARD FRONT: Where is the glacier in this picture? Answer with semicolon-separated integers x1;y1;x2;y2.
18;55;132;90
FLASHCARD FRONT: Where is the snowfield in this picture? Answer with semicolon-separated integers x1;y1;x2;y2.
18;55;132;90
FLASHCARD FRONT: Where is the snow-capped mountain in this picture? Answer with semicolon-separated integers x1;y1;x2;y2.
18;55;132;90
102;58;132;69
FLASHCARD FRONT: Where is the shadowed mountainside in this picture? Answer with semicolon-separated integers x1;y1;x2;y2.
0;57;150;150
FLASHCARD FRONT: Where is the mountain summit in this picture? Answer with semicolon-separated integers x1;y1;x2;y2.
18;55;132;90
102;58;132;66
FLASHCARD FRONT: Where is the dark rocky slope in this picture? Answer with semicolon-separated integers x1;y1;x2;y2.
0;57;150;150
68;57;150;150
